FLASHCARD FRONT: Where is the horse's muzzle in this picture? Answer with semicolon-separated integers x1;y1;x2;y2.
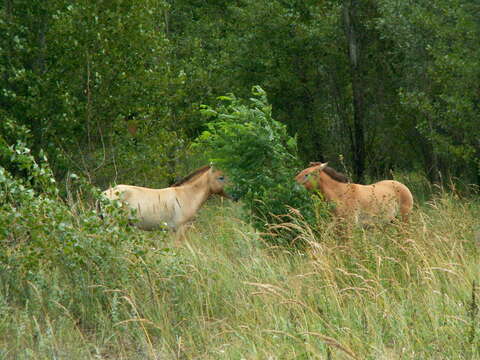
220;190;239;202
294;183;305;192
217;190;231;201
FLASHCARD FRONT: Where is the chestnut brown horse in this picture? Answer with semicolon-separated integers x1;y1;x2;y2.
295;162;413;224
103;165;231;239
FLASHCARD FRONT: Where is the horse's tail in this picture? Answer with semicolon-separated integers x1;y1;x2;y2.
396;182;413;222
96;191;108;220
97;188;114;220
96;199;104;220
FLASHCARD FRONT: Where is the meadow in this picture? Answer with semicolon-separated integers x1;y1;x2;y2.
2;1;480;358
1;183;479;359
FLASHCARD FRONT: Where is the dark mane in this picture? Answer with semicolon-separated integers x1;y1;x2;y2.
171;165;211;187
309;162;349;183
323;166;349;183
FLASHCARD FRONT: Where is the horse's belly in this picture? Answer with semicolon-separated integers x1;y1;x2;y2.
357;211;393;225
135;220;169;231
358;203;398;225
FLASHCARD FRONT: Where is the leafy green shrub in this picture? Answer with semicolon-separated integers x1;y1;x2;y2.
0;141;148;324
194;86;317;246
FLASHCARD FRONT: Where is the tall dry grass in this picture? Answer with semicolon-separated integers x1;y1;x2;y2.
1;193;479;359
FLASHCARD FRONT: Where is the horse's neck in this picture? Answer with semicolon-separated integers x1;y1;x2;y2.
177;174;211;214
318;173;348;201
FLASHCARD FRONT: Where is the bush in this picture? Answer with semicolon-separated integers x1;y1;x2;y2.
0;141;149;324
194;86;317;246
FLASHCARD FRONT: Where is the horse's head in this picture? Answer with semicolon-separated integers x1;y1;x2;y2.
207;167;234;200
295;162;329;190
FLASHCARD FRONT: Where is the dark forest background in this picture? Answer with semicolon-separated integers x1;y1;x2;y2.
1;0;479;187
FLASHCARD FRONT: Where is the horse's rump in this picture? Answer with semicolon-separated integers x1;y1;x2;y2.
346;180;413;223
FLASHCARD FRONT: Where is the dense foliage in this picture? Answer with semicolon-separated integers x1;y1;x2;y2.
1;0;479;186
0;141;152;326
194;86;320;244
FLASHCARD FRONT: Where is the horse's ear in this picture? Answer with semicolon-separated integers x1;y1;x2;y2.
319;162;328;171
309;162;328;171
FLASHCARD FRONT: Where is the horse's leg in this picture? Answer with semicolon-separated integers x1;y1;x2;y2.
173;225;186;246
399;187;414;223
400;208;410;223
332;214;354;240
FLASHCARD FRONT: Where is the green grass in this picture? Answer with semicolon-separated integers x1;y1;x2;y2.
1;193;480;359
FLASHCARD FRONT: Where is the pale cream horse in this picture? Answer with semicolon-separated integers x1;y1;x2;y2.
295;162;413;224
102;165;231;240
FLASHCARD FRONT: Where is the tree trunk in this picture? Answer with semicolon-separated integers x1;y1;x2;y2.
413;124;440;184
422;139;440;184
32;14;48;153
344;0;366;184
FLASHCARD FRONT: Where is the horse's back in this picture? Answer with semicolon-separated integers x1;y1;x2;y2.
103;184;162;202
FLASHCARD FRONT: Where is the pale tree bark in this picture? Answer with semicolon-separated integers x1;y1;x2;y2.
343;0;366;183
